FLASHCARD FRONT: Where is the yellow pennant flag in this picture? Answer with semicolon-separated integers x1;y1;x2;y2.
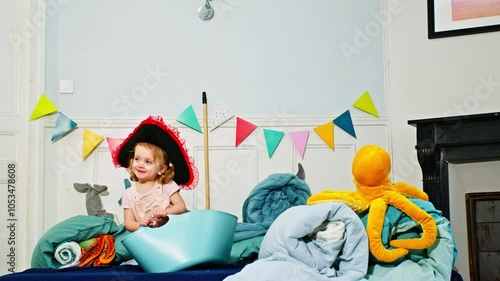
353;91;379;117
313;121;334;150
29;94;59;120
82;129;104;159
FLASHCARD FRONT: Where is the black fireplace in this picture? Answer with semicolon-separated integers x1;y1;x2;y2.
408;112;500;220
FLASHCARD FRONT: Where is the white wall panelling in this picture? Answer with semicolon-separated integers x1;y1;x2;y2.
39;116;390;228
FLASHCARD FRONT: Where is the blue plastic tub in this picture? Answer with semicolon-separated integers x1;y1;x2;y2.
122;210;237;273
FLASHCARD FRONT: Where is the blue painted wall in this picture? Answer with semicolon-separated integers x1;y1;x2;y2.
45;0;385;118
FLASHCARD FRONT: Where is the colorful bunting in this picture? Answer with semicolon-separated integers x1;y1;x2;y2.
176;105;202;133
29;83;383;160
51;112;78;142
289;130;309;159
314;121;335;150
353;91;379;117
210;104;234;131
334;110;356;138
29;94;58;120
263;129;284;158
82;129;104;160
235;117;257;147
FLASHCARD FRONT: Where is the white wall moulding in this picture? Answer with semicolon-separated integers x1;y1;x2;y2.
39;116;390;229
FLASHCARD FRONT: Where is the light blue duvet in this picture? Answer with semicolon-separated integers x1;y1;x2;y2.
225;202;369;281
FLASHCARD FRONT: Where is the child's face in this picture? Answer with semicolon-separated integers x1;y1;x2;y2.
131;144;166;183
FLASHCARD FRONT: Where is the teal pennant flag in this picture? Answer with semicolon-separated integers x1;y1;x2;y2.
51;112;78;142
176;105;202;133
334;110;356;138
263;129;284;158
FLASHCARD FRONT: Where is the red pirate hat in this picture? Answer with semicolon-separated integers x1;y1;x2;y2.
112;116;198;190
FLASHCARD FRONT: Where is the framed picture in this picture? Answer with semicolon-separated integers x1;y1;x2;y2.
465;192;500;281
428;0;500;39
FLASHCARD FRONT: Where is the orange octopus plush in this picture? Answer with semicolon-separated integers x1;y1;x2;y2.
307;145;437;263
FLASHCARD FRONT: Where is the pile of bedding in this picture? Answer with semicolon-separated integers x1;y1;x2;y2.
226;198;458;280
225;202;369;281
360;198;457;281
31;215;132;269
229;172;311;265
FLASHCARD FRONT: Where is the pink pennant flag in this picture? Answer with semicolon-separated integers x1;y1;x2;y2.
106;137;124;164
289;130;309;159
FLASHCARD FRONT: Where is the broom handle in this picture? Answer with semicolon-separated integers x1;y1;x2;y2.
202;92;210;209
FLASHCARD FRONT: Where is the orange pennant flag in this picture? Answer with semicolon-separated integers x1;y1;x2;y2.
30;94;58;120
313;121;335;150
83;129;104;160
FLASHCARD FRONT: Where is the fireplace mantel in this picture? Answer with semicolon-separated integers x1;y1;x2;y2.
408;112;500;219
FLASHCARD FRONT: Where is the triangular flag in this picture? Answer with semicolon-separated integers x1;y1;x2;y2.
353;91;379;117
82;129;104;160
51;112;78;142
118;178;132;206
106;137;124;162
263;129;284;158
314;121;335;150
176;105;202;133
235;117;257;146
334;110;356;138
29;94;58;120
124;178;132;189
289;130;309;159
210;104;234;131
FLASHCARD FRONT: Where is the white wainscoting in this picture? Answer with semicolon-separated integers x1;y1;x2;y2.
40;116;390;231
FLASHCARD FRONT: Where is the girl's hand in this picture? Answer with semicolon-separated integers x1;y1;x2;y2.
147;208;169;228
139;215;152;226
151;208;168;218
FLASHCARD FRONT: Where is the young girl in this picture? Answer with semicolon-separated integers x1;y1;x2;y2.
112;116;199;232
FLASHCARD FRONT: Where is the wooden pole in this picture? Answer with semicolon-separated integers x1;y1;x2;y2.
202;92;210;210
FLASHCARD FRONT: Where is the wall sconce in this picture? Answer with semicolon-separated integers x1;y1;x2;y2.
198;0;214;20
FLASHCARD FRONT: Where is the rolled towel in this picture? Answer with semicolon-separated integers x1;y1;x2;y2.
55;241;82;268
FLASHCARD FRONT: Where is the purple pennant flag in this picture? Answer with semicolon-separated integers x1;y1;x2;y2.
289;130;309;159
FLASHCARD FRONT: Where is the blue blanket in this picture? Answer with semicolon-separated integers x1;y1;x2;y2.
359;198;457;266
361;217;456;281
233;173;311;242
225;203;369;281
359;198;458;281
